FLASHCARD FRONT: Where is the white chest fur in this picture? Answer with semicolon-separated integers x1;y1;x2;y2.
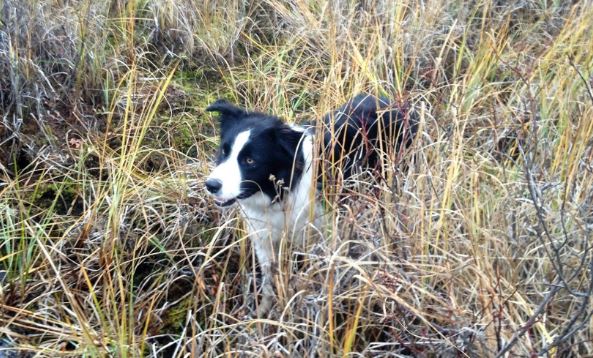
239;132;318;245
236;132;319;314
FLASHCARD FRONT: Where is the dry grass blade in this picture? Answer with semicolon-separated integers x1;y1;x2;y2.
0;0;592;357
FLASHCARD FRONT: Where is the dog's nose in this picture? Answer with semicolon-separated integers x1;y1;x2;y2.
205;178;222;194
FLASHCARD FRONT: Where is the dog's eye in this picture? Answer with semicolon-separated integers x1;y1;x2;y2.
245;157;255;165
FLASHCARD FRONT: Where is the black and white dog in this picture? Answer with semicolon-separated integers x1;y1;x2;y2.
204;94;417;314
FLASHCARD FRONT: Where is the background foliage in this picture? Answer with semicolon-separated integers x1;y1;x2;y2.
1;0;592;356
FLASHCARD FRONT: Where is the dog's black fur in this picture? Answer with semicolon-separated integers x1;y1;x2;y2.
319;93;418;180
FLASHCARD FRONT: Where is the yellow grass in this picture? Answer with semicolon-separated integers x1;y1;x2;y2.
0;0;592;356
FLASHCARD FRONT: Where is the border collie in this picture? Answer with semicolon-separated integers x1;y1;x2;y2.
204;94;417;315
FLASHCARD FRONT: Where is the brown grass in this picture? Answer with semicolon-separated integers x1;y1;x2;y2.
1;0;592;356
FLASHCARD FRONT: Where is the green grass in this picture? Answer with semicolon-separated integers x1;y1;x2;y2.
1;0;592;356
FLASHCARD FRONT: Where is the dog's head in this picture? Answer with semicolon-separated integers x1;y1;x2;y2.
204;99;305;206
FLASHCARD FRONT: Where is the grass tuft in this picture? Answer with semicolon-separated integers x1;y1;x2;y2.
1;0;592;356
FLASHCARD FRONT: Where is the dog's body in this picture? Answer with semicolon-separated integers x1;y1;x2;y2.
205;94;417;314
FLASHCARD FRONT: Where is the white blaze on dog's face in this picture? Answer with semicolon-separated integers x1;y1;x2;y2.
206;130;251;205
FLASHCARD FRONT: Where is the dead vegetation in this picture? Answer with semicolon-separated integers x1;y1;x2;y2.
1;0;592;356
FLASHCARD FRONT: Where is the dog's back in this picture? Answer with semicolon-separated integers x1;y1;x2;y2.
320;93;418;180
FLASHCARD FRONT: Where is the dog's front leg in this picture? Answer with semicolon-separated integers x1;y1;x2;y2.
257;261;274;316
252;235;276;316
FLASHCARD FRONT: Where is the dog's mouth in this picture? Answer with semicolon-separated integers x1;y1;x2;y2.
214;198;237;207
210;189;256;207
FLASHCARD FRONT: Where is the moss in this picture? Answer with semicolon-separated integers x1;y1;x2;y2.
172;122;196;154
29;180;82;216
174;67;236;107
161;295;194;332
142;68;236;156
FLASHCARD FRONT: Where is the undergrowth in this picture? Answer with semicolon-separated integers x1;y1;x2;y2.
1;0;592;356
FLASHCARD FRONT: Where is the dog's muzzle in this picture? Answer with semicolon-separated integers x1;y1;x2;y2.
205;178;237;207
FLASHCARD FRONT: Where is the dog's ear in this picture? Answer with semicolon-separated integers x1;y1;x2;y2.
268;125;305;157
205;99;246;121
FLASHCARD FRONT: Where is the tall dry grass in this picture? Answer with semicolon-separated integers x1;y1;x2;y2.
1;0;592;356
